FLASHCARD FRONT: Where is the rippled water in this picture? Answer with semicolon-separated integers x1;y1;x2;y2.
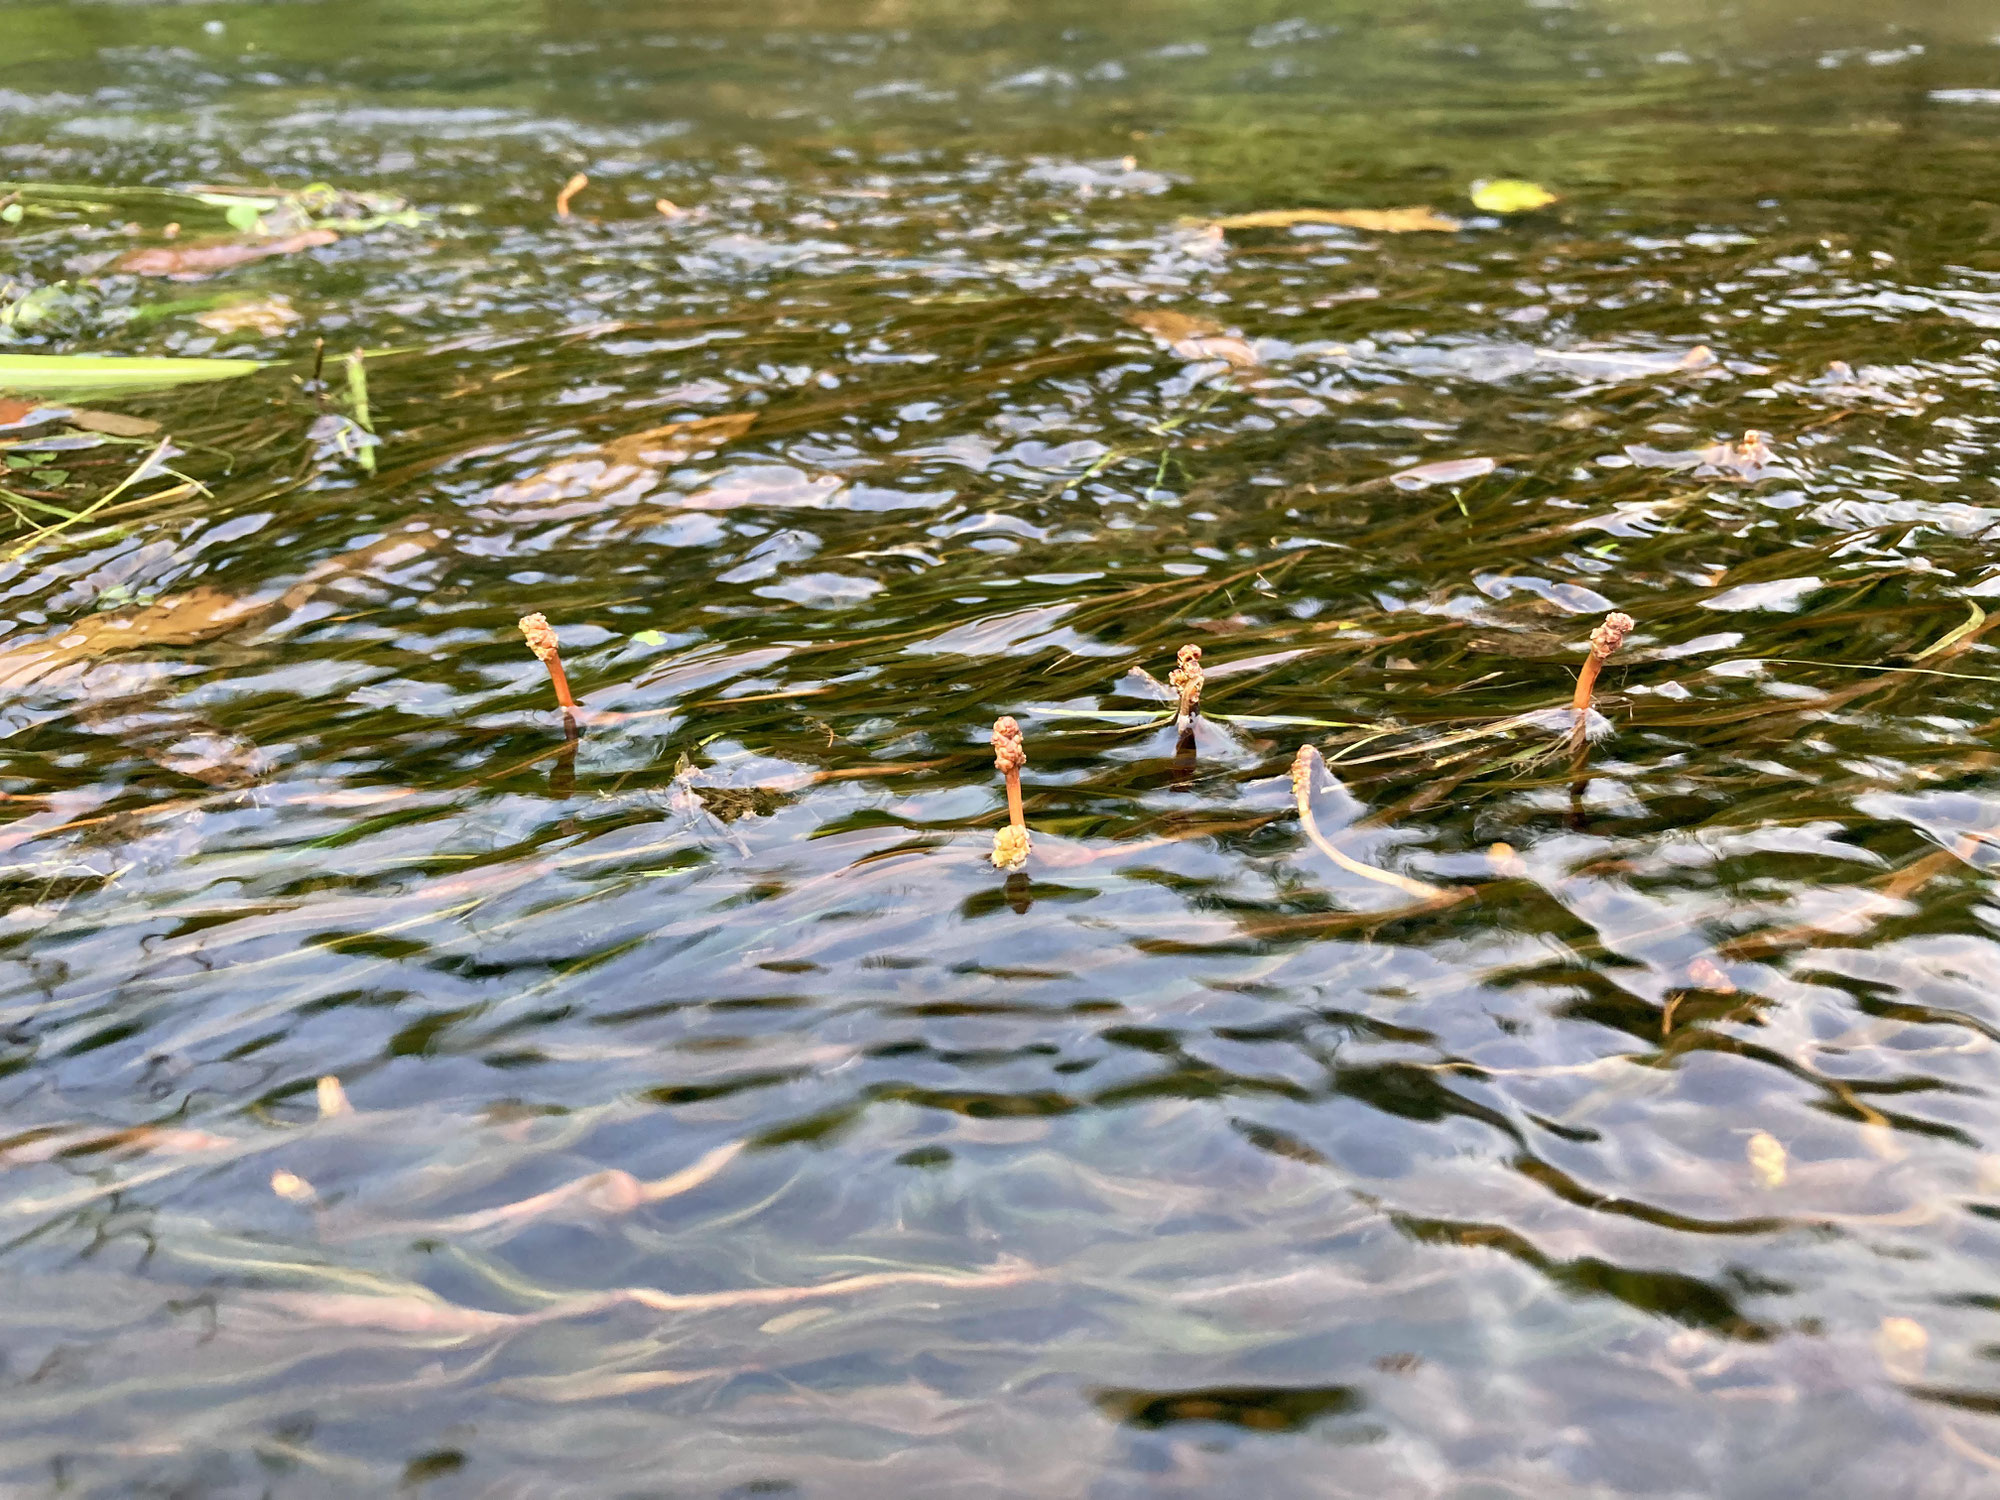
8;1;2000;1494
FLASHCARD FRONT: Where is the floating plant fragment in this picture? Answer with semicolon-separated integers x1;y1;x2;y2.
1537;344;1715;379
556;172;589;219
1390;456;1495;491
1624;430;1780;480
1209;206;1462;233
0;179;424;235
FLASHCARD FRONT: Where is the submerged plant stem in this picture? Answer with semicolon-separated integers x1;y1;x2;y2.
344;348;376;475
1291;745;1456;905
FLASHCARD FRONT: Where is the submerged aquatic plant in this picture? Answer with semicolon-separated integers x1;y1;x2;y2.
991;715;1031;870
518;613;577;717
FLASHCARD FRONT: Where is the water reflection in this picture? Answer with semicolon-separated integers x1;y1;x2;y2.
6;0;2000;1494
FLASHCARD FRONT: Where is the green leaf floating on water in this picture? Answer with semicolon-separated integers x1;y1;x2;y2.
0;353;263;394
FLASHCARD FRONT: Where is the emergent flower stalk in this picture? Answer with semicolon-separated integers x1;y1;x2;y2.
991;715;1030;870
519;613;578;716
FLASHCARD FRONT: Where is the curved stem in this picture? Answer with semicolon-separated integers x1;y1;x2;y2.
1290;746;1456;904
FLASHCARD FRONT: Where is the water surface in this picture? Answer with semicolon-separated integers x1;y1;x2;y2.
6;1;2000;1495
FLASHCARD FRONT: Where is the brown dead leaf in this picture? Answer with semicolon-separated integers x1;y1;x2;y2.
115;229;338;279
1127;309;1259;368
64;409;161;437
1213;207;1462;234
0;398;45;427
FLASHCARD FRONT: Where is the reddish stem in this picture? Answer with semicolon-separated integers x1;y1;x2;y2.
1570;611;1634;752
544;657;578;714
519;613;578;715
992;716;1028;832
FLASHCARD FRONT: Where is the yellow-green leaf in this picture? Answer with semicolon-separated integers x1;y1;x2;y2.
1471;179;1559;214
1914;598;1986;661
0;353;263;394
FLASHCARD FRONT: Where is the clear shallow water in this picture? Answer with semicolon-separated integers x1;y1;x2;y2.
7;1;2000;1495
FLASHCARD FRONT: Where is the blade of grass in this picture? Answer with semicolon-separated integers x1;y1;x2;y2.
0;353;263;395
343;348;376;475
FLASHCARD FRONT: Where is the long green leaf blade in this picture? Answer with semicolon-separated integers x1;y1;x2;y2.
0;353;264;394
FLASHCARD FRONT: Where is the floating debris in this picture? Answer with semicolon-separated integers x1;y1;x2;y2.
1390;456;1496;491
1209;206;1461;233
556;172;589;220
1624;430;1780;481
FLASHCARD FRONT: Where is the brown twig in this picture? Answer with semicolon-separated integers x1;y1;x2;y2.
991;716;1030;869
555;173;588;220
518;613;578;716
1569;610;1634;756
1290;745;1459;905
